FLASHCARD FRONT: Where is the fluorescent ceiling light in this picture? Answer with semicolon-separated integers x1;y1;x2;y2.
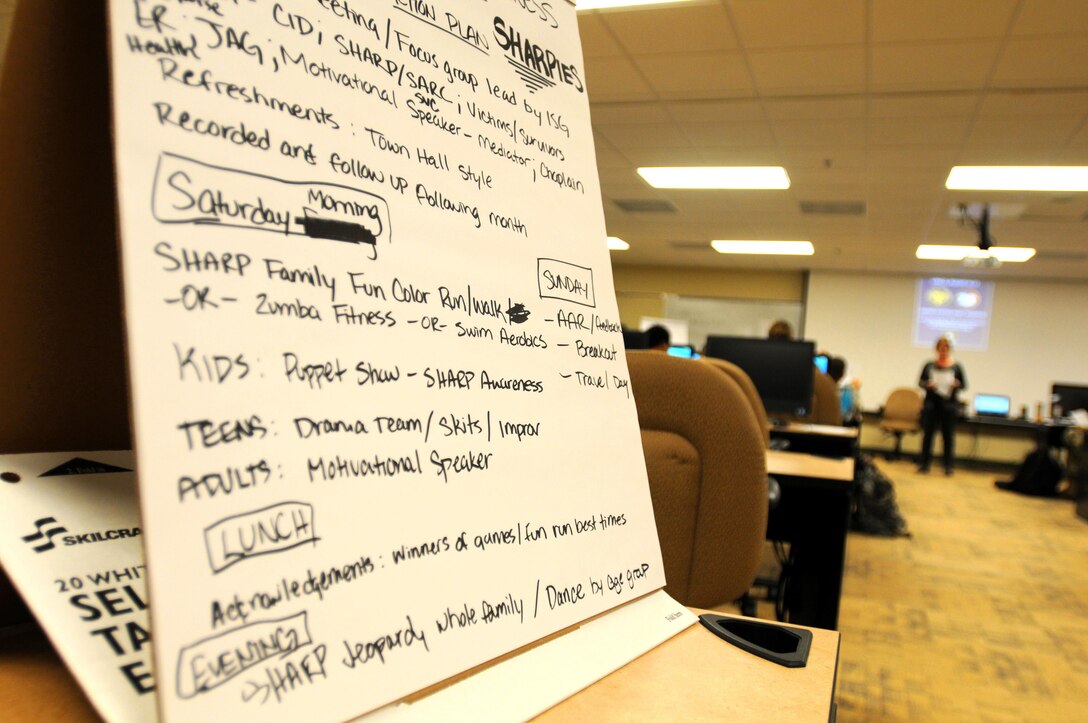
946;166;1088;192
578;0;693;10
916;245;1036;262
638;167;791;190
712;240;814;256
607;236;630;251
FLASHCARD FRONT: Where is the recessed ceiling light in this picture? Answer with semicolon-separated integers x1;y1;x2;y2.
607;236;630;251
577;0;694;10
946;166;1088;192
711;240;814;256
915;245;1036;262
638;167;791;190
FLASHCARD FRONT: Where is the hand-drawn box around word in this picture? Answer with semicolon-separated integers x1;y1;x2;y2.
203;501;317;574
175;610;312;699
536;257;595;308
151;152;391;260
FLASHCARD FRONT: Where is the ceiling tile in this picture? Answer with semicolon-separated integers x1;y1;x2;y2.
597;122;690;149
727;0;866;48
870;41;1001;91
781;146;868;169
773;118;868;147
871;0;1018;42
992;37;1088;86
867;146;961;169
633;51;753;99
868;117;971;145
1011;0;1088;35
590;101;673;125
623;146;783;166
764;97;867;120
977;90;1088;116
748;46;867;95
678;120;777;146
583;56;656;102
867;93;980;118
667;99;766;123
577;13;623;57
602;3;737;54
954;145;1068;164
965;115;1082;146
1066;122;1088;145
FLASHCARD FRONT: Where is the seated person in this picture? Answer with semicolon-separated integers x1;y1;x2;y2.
645;324;670;352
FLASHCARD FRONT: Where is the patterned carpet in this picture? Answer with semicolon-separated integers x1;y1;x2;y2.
835;459;1088;721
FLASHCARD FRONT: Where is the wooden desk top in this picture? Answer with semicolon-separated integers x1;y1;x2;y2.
767;450;855;483
2;612;839;722
775;422;859;439
538;612;839;722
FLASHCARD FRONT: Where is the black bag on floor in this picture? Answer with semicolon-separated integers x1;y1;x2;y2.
995;446;1064;497
851;455;910;536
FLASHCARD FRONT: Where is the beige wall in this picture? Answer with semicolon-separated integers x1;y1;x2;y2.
611;265;804;328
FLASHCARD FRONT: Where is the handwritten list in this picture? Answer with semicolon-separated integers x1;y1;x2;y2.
108;1;665;720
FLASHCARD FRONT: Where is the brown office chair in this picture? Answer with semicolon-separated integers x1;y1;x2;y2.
810;370;843;426
784;370;843;427
701;357;770;447
880;388;923;460
627;351;768;608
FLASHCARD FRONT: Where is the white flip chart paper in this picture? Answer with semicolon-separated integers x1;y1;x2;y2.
107;1;667;720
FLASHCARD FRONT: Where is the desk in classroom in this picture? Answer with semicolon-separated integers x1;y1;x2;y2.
0;611;840;722
766;450;856;631
771;422;859;459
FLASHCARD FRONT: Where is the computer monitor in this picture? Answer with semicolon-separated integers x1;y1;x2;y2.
622;329;648;350
1052;383;1088;417
704;336;815;416
974;393;1010;418
667;345;697;359
814;354;829;374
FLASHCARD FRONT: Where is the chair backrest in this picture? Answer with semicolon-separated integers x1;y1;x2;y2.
701;356;770;447
627;351;768;608
883;387;923;427
811;370;843;426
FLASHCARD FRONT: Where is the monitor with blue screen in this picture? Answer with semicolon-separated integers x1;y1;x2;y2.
974;393;1010;417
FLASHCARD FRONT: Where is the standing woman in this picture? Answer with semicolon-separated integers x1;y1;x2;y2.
917;336;967;475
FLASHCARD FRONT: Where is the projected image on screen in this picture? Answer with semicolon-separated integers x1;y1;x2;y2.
913;277;994;351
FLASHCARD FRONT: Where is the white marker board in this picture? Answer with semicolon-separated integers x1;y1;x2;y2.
107;1;666;721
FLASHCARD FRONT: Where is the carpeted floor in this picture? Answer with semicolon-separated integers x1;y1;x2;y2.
835;458;1088;721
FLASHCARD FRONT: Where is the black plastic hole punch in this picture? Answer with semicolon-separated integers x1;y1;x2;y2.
699;614;812;668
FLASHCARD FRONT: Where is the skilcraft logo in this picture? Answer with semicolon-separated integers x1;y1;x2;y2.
21;517;69;553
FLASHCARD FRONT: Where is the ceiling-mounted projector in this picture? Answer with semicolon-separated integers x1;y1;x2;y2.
957;203;1000;268
962;253;1002;269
